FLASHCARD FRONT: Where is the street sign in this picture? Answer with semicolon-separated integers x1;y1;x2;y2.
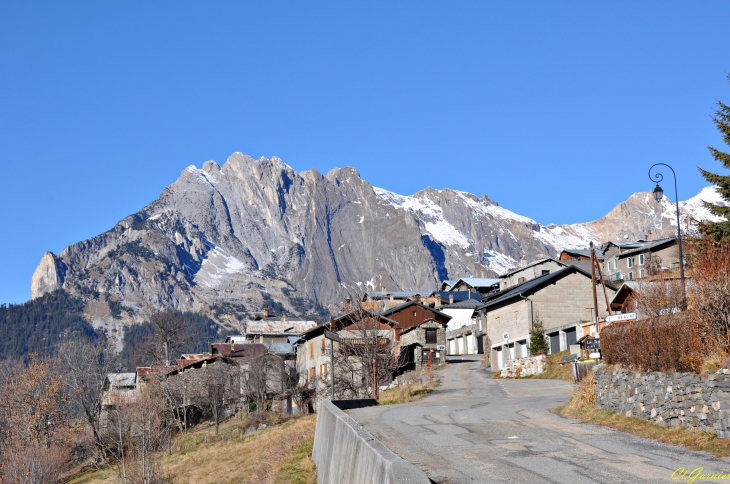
584;338;600;350
606;312;637;323
502;331;510;341
437;345;446;351
324;329;340;342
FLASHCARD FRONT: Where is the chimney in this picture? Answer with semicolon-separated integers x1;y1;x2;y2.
435;293;442;306
449;294;454;304
389;293;394;301
648;230;653;243
521;254;527;267
262;307;269;318
343;297;352;312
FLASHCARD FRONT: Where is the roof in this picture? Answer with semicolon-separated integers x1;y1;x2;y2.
450;278;500;289
364;291;429;300
616;238;676;259
330;309;399;330
438;298;484;310
499;258;564;278
432;291;483;303
441;279;457;288
106;373;136;387
265;343;295;355
211;343;269;358
482;265;618;310
400;318;448;334
560;249;604;261
379;300;452;320
245;320;318;335
136;366;176;379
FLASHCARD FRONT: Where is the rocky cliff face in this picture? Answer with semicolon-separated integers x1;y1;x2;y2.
30;153;725;330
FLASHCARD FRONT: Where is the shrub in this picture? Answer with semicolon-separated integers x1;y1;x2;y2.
601;314;703;373
528;317;549;355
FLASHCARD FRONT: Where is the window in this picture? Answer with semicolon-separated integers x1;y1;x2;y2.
607;261;611;271
308;367;315;382
627;257;633;268
518;277;526;283
413;310;417;317
640;269;645;278
541;270;550;275
639;254;645;265
628;271;634;281
425;329;437;344
309;342;314;358
319;364;328;379
614;258;618;269
615;272;621;281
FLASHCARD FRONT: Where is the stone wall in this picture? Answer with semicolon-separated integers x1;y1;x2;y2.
500;355;546;378
595;366;730;437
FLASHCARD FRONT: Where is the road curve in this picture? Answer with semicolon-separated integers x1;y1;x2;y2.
347;358;730;483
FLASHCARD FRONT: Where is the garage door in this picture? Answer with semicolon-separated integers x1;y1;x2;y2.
565;327;577;347
497;347;504;370
549;332;561;354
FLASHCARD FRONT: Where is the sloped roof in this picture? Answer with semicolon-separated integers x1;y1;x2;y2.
211;343;269;358
379;300;452;320
364;291;429;300
560;249;604;261
432;291;483;303
245;320;318;335
438;298;484;309
400;318;448;334
499;258;565;278
617;238;676;258
331;309;399;330
451;278;500;289
482;265;618;310
106;373;136;387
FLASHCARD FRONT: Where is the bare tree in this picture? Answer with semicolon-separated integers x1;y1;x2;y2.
631;275;687;320
687;239;730;349
98;379;171;484
58;335;118;453
332;309;400;399
206;360;238;434
149;310;191;367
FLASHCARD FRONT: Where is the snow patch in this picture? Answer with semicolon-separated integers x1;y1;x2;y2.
185;165;218;185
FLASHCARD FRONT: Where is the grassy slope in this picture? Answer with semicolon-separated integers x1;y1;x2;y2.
66;415;317;484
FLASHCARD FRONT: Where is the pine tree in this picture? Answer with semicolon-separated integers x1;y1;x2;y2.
528;317;549;355
699;74;730;240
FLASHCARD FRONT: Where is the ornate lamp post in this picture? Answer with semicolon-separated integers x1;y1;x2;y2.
648;163;685;285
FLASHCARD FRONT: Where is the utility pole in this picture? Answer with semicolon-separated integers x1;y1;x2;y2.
372;356;378;400
590;242;600;335
428;350;434;386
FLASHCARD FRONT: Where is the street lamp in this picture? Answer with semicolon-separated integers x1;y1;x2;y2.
648;163;685;286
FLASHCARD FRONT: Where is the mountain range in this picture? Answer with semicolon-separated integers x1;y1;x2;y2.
29;153;725;335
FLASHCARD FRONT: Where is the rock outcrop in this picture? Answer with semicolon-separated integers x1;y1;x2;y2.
29;152;725;330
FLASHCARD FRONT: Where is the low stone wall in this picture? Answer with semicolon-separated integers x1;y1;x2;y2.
500;355;546;378
312;400;431;484
595;366;730;438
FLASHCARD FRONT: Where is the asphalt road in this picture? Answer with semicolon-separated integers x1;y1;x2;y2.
347;357;730;483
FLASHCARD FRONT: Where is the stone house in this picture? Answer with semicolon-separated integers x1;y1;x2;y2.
399;319;447;369
498;258;567;290
483;265;617;372
447;278;500;295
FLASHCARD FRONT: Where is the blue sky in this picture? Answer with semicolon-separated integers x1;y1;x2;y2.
1;2;729;303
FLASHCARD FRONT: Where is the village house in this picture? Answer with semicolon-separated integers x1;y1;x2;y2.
446;278;500;295
399;319;448;369
498;258;567;290
102;373;137;409
439;298;484;355
602;236;679;282
483;265;617;372
240;316;318;344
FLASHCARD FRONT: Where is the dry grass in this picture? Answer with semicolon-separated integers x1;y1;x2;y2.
65;414;317;484
379;367;441;405
556;372;730;457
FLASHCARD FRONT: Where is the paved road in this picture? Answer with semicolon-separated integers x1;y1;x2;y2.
348;358;730;483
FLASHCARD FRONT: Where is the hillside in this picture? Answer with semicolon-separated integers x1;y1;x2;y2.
29;153;726;336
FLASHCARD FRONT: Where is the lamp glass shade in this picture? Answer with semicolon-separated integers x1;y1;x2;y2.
652;184;664;201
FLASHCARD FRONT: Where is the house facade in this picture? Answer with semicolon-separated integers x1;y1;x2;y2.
498;259;566;290
603;238;679;282
484;266;617;371
399;319;447;368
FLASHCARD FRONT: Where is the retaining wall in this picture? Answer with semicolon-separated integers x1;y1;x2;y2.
500;355;546;378
595;366;730;438
312;400;431;484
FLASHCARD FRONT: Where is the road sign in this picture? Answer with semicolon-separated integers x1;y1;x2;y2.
584;338;600;350
324;329;340;342
502;331;510;341
606;312;637;323
437;345;446;351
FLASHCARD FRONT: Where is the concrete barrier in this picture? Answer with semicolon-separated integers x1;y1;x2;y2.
312;400;431;484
